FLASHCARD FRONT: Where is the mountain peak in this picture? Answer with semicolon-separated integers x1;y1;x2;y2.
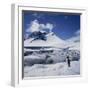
24;30;67;48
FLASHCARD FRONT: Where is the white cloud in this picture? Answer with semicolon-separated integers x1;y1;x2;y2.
24;33;30;40
32;13;38;17
65;30;80;50
67;35;80;43
32;13;43;19
66;30;80;43
26;19;54;33
75;30;80;36
26;20;40;32
46;23;53;32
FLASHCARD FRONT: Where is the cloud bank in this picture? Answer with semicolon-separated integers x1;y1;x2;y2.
26;19;54;33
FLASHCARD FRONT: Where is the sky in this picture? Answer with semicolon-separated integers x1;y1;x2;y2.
23;10;80;40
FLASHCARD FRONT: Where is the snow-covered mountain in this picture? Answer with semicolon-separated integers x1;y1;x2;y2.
24;30;80;51
24;31;67;48
24;30;80;66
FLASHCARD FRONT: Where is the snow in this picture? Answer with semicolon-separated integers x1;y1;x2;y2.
24;54;46;66
24;29;80;77
66;35;80;50
24;32;66;48
24;31;80;50
24;49;80;65
24;61;80;77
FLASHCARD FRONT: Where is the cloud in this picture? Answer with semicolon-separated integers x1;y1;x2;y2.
67;35;80;43
46;23;53;30
32;13;38;17
75;30;80;36
65;30;80;50
26;19;54;33
24;33;30;40
32;13;43;19
66;30;80;43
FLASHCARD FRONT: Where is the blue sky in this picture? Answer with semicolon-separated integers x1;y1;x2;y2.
23;11;80;40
